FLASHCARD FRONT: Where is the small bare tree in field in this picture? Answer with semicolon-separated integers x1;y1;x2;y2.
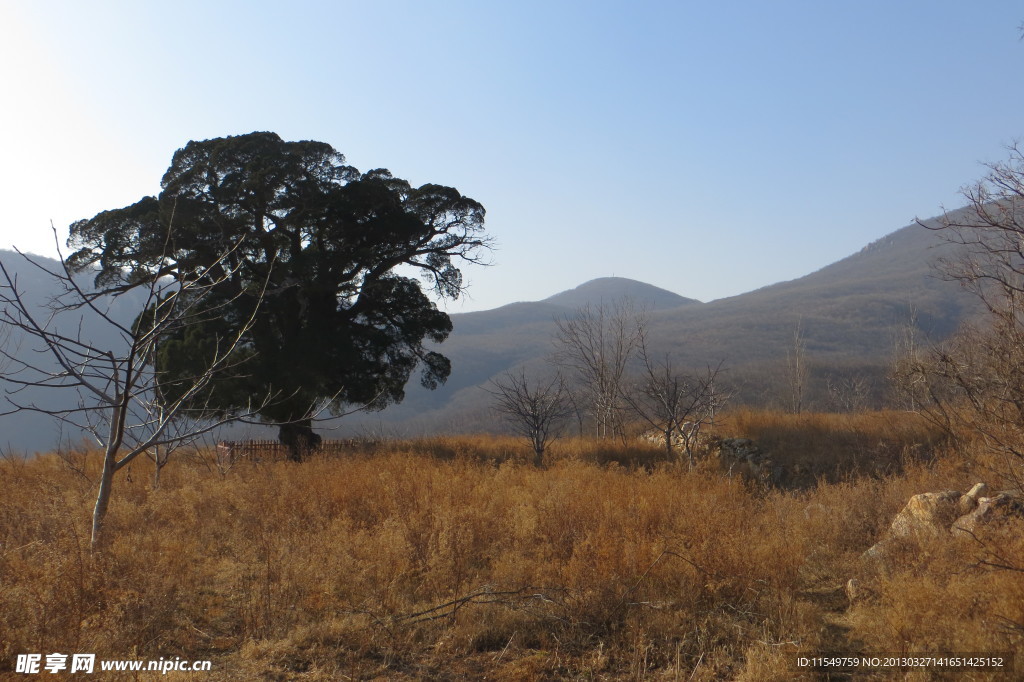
825;372;873;413
786;318;809;414
0;230;272;549
487;371;573;467
554;299;644;439
888;304;924;412
624;328;727;467
899;143;1024;485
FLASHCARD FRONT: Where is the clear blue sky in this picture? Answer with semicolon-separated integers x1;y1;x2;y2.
2;1;1023;311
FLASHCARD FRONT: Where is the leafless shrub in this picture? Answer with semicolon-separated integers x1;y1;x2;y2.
553;299;644;439
901;143;1024;487
825;372;873;413
786;318;809;414
487;371;573;466
0;227;276;549
623;326;728;467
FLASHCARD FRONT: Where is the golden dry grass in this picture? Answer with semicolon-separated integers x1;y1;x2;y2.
0;411;1020;680
715;408;945;479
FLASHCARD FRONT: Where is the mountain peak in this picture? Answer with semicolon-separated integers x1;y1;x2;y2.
542;277;701;311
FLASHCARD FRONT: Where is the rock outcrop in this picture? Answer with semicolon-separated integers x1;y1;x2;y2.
952;491;1024;536
715;437;787;485
886;490;962;541
856;483;1024;587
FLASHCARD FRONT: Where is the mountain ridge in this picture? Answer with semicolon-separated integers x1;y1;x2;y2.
359;214;980;432
0;211;984;447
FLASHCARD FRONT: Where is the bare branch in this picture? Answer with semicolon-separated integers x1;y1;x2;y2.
0;223;276;549
905;142;1024;486
623;324;728;467
487;371;573;467
553;299;645;440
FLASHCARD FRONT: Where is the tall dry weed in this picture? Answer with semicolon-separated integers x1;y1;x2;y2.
0;412;1019;679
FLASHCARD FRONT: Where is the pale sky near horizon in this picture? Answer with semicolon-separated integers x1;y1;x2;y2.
2;1;1023;312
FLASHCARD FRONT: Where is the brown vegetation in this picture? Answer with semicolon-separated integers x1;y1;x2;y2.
1;411;1021;680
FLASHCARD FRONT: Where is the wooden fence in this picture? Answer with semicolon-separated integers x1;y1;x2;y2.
216;439;370;465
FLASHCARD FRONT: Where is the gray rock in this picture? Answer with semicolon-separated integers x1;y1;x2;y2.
858;484;1023;580
952;493;1024;536
888;491;962;541
957;482;990;516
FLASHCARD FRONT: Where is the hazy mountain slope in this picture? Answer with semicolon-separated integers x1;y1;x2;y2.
356;278;698;428
366;215;980;432
0;249;145;454
643;214;972;367
0;264;692;449
0;213;985;446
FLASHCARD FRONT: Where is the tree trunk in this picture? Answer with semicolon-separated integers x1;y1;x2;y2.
92;400;127;551
533;444;545;468
279;420;321;462
152;444;168;489
92;444;118;551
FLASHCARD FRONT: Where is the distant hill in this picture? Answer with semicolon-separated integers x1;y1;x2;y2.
542;277;700;311
353;213;981;433
0;212;987;448
638;215;974;366
452;277;693;335
355;278;700;433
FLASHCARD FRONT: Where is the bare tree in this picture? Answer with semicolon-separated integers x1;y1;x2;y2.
553;299;644;439
904;143;1024;485
931;144;1024;313
487;371;573;467
786;318;809;414
0;231;273;549
624;328;728;467
825;372;873;413
888;304;924;411
562;387;587;438
898;312;1024;482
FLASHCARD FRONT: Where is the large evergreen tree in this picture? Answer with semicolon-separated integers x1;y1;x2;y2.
68;132;490;458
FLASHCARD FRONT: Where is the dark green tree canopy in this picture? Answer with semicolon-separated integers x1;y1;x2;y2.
68;132;490;451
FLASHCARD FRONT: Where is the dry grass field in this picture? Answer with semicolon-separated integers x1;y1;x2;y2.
1;410;1021;680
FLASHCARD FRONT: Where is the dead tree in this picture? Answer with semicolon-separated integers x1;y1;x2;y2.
553;299;644;439
488;371;573;467
786;318;809;414
623;328;728;467
0;230;272;549
888;304;924;412
825;372;873;413
905;143;1024;486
